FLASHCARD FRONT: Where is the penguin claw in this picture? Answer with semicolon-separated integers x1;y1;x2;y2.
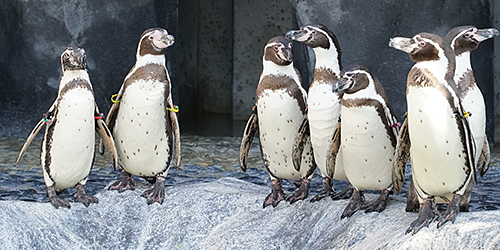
49;196;71;209
437;194;461;228
341;189;365;219
109;171;136;192
310;177;334;203
405;198;437;235
141;176;166;205
263;179;286;208
287;178;311;205
364;189;391;213
331;183;354;200
74;184;98;207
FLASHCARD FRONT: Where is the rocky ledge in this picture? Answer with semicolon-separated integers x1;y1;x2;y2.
1;177;499;249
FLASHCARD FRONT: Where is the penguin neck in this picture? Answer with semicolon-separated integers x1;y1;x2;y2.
260;60;300;84
454;51;473;84
135;54;166;69
414;57;453;84
59;70;92;94
312;47;341;74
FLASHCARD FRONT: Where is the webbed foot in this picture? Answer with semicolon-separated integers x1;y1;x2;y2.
437;193;461;228
405;198;437;235
310;177;334;202
287;178;310;204
47;186;70;209
331;183;354;200
109;170;136;192
74;183;98;207
263;179;287;208
365;189;391;213
141;176;166;205
341;189;365;219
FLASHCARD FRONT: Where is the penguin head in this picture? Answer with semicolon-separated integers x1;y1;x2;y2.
286;24;340;51
138;28;175;56
389;33;455;64
445;26;499;55
61;46;86;71
333;64;372;94
263;36;293;66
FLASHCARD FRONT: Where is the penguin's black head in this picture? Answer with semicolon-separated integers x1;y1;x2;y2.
389;33;455;63
445;26;499;56
286;24;340;51
333;64;373;94
138;28;175;57
264;36;293;66
61;46;86;71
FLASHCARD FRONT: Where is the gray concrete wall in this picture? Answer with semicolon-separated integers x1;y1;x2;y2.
493;0;500;144
232;0;295;120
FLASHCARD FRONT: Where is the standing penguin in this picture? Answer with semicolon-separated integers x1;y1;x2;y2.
404;26;499;213
330;64;399;218
239;36;316;208
15;46;118;208
103;28;181;205
390;33;476;234
286;24;353;202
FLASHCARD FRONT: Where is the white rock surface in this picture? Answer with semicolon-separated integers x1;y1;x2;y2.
1;177;499;250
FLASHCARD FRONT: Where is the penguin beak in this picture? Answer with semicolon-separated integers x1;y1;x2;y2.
286;29;308;42
332;78;348;93
160;34;175;47
474;28;499;42
389;37;415;54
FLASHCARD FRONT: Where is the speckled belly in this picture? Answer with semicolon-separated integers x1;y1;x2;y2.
407;87;469;197
340;105;394;191
257;89;314;180
114;80;171;177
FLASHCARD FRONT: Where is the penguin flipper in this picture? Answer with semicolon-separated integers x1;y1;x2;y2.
477;137;491;177
99;98;121;155
239;112;258;172
95;107;119;170
292;116;310;172
14;118;45;165
169;109;181;168
325;122;341;178
457;108;477;185
393;117;410;193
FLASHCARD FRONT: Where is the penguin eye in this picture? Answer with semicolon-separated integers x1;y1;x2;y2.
312;30;317;35
274;46;279;51
464;33;471;38
289;43;293;48
419;41;425;47
149;36;154;40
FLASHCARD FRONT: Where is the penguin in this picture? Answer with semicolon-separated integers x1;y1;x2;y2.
404;26;499;213
390;33;476;234
239;36;316;208
15;46;118;209
102;28;181;205
330;64;399;218
285;24;353;202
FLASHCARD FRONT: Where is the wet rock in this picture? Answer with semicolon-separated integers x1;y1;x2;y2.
1;177;499;249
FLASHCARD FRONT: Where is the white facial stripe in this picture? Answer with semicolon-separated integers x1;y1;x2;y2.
450;29;471;50
264;42;283;50
310;27;340;73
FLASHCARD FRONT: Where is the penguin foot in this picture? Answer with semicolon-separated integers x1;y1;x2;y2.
141;176;166;205
310;177;334;202
109;170;136;192
47;186;70;209
74;184;98;207
405;198;437;235
364;189;391;213
331;183;354;200
437;193;461;228
263;179;287;208
341;189;365;219
287;178;311;204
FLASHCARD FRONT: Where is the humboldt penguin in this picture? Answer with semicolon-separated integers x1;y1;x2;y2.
390;33;476;234
239;36;316;208
103;28;181;205
330;64;399;218
286;24;353;202
15;46;118;208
